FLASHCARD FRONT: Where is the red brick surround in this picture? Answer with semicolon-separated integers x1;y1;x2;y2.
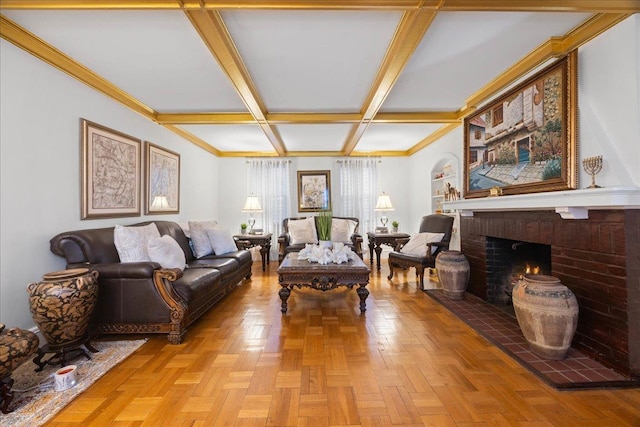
460;209;640;377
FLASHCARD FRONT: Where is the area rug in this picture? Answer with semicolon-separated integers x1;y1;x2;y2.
3;338;147;426
425;289;640;390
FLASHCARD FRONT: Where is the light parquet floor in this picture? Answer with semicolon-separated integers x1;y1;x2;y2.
46;260;640;426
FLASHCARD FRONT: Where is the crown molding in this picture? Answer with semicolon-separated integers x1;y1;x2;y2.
406;122;461;155
2;1;638;12
0;14;156;121
462;13;631;114
163;125;222;156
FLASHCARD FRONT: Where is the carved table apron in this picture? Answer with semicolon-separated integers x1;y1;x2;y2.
277;253;371;314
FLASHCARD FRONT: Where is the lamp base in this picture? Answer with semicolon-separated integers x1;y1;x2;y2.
375;226;389;234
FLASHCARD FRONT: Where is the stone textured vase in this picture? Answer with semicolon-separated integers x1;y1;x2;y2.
435;250;470;300
27;268;99;349
512;274;579;360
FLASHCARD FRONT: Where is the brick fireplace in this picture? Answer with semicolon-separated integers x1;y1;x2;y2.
459;209;640;377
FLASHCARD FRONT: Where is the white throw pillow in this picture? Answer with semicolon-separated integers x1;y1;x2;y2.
400;232;445;256
114;223;161;263
331;218;357;243
188;220;218;258
147;235;186;270
206;228;238;255
288;217;318;245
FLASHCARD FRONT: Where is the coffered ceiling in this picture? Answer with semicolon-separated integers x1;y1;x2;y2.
1;1;637;157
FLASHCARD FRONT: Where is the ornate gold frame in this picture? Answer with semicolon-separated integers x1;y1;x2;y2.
297;170;331;212
463;51;577;199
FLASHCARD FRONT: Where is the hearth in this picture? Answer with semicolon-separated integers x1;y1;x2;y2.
485;237;551;306
460;209;640;378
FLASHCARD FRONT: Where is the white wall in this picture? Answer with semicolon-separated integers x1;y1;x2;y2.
0;40;220;329
577;14;640;187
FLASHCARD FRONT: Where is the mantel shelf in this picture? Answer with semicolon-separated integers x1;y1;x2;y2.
443;186;640;219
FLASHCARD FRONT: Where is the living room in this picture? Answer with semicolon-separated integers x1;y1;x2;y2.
1;3;639;424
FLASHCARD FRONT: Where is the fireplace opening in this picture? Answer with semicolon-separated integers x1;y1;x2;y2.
485;237;551;307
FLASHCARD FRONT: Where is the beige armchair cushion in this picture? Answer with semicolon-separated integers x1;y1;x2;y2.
288;217;318;245
400;232;445;257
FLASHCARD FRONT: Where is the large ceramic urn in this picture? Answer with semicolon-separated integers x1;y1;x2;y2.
512;274;578;360
0;324;39;413
435;250;470;300
27;268;99;349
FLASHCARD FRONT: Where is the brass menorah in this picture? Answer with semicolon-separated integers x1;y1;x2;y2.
582;155;603;189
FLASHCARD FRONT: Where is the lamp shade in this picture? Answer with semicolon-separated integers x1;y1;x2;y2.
375;193;394;211
151;195;170;209
242;195;263;212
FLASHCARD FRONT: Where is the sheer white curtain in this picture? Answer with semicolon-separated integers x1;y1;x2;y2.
246;159;292;259
336;158;379;236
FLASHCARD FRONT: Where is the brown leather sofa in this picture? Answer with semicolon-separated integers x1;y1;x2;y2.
50;220;252;344
277;216;363;262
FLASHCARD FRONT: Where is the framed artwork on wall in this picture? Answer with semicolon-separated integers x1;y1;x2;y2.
297;170;331;212
463;51;578;199
144;142;180;215
81;119;141;219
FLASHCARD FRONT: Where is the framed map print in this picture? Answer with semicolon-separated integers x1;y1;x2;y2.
81;119;141;219
144;142;180;214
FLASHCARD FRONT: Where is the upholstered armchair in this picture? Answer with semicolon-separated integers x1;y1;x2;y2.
278;216;363;262
387;214;454;290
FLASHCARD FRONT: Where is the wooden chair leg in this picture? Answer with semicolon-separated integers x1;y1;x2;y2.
417;267;425;290
387;261;395;280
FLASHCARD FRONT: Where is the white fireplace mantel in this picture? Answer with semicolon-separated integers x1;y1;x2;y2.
443;186;640;219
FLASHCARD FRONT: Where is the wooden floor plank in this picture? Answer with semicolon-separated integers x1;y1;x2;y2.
43;260;640;426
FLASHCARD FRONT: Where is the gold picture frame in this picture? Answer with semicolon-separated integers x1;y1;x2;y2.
463;51;578;198
144;142;180;215
81;119;141;219
297;170;331;212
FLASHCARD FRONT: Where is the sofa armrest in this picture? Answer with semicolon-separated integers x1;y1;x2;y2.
68;262;162;279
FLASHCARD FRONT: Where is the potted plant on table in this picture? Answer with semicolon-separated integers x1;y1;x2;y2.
240;223;248;235
316;211;332;249
391;221;399;233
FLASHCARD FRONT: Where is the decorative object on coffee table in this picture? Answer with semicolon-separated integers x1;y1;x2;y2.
512;274;579;360
435;250;470;300
27;268;99;371
0;324;39;414
316;210;332;248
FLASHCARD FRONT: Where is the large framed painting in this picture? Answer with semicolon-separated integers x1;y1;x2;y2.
463;52;577;199
144;142;180;215
297;170;331;212
81;119;141;219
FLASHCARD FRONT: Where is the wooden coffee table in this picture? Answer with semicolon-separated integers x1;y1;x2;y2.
277;253;371;314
